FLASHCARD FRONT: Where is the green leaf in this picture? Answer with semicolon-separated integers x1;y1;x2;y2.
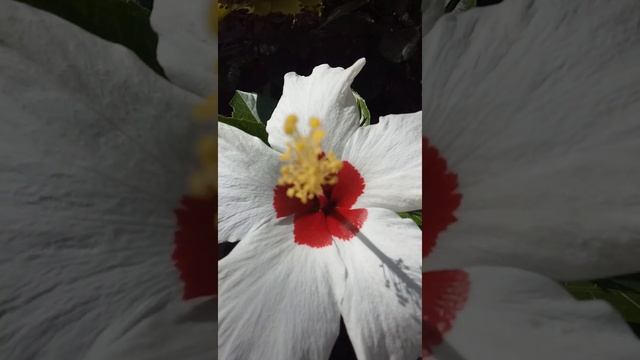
564;279;640;324
230;90;262;123
220;115;269;145
17;0;164;76
397;210;422;229
353;91;371;126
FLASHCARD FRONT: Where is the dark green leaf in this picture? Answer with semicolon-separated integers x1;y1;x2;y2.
220;115;269;145
230;90;262;123
17;0;164;76
397;210;422;228
564;280;640;324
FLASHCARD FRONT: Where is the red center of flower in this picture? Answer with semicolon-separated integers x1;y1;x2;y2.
273;161;368;248
173;196;217;300
423;137;462;258
422;137;467;357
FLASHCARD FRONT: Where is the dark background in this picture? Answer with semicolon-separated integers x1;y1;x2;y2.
219;0;423;123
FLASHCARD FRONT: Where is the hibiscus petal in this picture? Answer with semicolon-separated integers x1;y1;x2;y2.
422;0;444;35
294;211;333;248
266;59;365;154
342;111;422;212
0;1;202;357
151;0;217;96
429;267;640;359
333;208;421;360
218;219;345;359
423;270;469;357
423;138;461;258
86;298;216;360
218;122;281;242
273;184;317;218
423;0;640;279
326;207;368;241
330;161;365;209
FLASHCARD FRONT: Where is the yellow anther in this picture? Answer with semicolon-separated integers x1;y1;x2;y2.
311;129;325;143
284;114;298;135
277;115;343;203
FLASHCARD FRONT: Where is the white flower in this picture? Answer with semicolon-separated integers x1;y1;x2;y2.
0;0;215;359
423;0;640;358
218;59;422;359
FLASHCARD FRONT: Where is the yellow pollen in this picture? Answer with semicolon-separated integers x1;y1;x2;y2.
278;115;343;203
284;115;298;135
309;117;321;129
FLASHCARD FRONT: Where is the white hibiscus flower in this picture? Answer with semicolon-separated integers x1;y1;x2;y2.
218;59;422;359
423;0;640;358
0;0;216;359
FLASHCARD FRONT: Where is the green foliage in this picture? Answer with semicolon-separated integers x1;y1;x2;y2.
354;91;371;126
220;115;270;144
230;91;262;123
397;210;422;228
16;0;164;76
221;91;270;144
564;276;640;325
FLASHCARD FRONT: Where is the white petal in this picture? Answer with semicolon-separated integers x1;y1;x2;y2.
334;208;422;360
432;267;640;360
0;2;199;358
423;0;640;279
86;298;216;360
342;112;422;212
218;122;280;243
266;59;366;153
218;219;345;359
422;0;444;35
151;0;216;96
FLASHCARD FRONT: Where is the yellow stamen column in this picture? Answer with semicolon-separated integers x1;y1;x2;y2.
278;115;343;203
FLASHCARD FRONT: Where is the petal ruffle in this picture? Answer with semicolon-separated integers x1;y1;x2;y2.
342;111;422;212
423;0;640;279
218;122;280;243
430;267;640;360
218;219;345;359
151;0;217;96
334;208;422;360
0;1;200;357
266;59;365;154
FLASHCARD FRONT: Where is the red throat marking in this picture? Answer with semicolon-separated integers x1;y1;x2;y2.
273;161;367;248
173;196;217;300
423;270;470;357
423;137;467;357
423;137;462;257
